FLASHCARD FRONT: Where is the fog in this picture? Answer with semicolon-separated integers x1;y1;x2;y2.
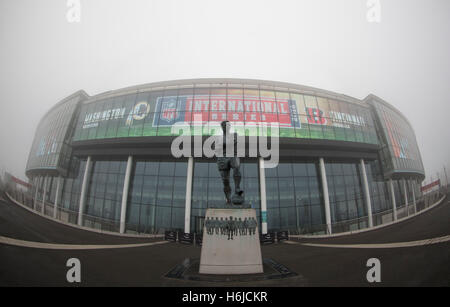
0;0;449;184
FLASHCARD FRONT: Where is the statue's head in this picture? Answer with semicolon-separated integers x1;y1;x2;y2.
221;120;230;134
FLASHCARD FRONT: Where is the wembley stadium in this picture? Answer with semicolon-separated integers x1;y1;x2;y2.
17;78;426;236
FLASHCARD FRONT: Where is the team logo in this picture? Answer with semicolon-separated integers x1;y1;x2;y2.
126;101;150;126
161;100;178;121
154;96;186;126
306;107;327;125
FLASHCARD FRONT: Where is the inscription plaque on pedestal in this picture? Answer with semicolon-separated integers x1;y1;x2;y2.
199;208;263;275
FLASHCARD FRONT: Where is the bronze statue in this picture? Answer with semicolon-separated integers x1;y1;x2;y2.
217;120;244;206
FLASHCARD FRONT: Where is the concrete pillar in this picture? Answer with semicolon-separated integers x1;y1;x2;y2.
120;156;133;234
151;205;156;233
53;176;62;219
184;157;194;233
389;179;397;221
33;176;40;210
41;176;48;214
78;156;92;226
444;166;449;193
319;158;332;234
259;157;268;234
360;159;373;228
411;180;417;213
403;179;409;216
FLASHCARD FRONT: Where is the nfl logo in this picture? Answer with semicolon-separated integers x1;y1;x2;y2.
154;96;187;127
161;101;178;120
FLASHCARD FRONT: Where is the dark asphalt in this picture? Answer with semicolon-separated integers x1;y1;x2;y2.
294;194;450;245
0;192;449;287
0;194;160;245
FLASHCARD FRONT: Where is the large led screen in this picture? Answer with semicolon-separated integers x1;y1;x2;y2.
73;88;378;145
379;104;423;172
367;96;424;175
26;94;83;174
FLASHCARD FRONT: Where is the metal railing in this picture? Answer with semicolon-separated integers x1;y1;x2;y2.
3;184;448;238
287;188;447;237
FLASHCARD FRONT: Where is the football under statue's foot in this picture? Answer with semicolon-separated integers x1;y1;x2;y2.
231;192;245;205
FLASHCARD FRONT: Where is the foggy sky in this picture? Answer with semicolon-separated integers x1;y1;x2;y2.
0;0;449;183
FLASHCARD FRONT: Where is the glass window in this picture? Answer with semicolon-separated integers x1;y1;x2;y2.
116;94;137;137
275;91;289;119
158;162;175;176
243;88;260;136
105;95;126;138
325;161;368;228
125;159;188;233
194;162;209;178
141;91;162;136
304;95;324;139
84;158;127;223
174;161;187;177
141;175;157;205
128;92;150;137
172;177;187;208
243;162;258;178
277;163;293;177
95;98;114;139
278;177;295;207
142;161;158;175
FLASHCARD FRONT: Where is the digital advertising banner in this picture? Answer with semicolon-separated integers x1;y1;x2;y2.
153;95;301;128
73;92;378;145
382;112;409;159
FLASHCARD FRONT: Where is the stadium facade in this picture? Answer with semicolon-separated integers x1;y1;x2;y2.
24;78;425;235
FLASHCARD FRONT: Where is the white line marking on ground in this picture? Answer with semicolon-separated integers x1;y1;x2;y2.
0;235;169;250
285;235;450;249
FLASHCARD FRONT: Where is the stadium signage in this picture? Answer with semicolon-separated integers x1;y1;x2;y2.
83;107;126;128
82;101;151;129
81;95;368;130
305;107;367;127
74;93;378;148
421;179;440;193
154;95;301;128
329;110;366;127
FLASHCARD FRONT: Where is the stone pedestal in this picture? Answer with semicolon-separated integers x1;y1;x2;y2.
199;208;263;275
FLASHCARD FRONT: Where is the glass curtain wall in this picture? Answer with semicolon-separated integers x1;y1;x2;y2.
83;160;127;231
26;95;81;173
366;161;391;225
325;161;367;232
265;161;325;234
40;176;59;208
33;156;405;235
59;158;85;223
35;176;43;209
126;160;187;234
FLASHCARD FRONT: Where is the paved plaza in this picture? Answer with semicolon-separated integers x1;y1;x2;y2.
0;192;449;287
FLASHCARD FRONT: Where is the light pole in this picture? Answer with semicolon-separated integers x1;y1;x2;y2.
444;166;448;193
